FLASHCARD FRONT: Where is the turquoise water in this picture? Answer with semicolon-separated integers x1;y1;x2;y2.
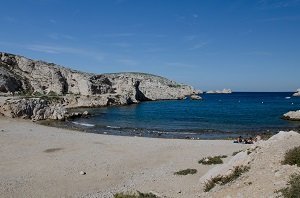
68;92;300;139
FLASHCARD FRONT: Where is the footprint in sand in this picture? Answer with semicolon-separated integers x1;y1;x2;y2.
43;148;64;153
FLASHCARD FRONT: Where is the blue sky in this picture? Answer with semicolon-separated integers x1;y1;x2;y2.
0;0;300;91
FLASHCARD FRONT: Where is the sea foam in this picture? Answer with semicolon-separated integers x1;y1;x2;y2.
72;122;95;127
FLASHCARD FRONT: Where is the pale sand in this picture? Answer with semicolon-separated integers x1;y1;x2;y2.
0;117;248;198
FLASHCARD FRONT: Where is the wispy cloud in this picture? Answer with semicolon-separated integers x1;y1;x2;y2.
258;0;300;9
183;35;197;41
47;33;75;40
49;19;57;24
26;44;104;61
262;15;300;22
95;33;135;38
144;47;165;53
2;16;16;23
247;51;273;56
111;42;131;48
116;58;138;66
0;41;105;62
188;42;209;50
114;0;127;4
165;62;196;68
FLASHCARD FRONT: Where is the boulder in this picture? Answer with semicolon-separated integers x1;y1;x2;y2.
283;110;300;121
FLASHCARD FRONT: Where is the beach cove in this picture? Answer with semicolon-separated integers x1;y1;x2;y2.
0;117;247;198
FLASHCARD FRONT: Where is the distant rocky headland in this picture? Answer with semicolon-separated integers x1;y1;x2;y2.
0;52;200;121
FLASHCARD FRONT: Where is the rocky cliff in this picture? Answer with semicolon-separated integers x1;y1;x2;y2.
0;52;200;120
0;52;199;106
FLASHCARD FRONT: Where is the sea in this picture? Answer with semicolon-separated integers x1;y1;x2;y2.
52;92;300;139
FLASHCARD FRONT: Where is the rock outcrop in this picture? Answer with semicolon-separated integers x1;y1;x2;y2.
206;89;232;94
0;52;199;108
199;131;300;197
283;110;300;121
293;89;300;96
190;94;202;100
0;96;93;121
0;97;67;121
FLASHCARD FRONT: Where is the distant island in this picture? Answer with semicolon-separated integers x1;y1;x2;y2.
206;88;232;94
293;89;300;96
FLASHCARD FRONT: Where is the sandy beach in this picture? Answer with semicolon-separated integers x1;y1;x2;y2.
0;117;248;198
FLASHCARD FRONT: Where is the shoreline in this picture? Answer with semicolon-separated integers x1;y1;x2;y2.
0;116;248;198
38;118;298;140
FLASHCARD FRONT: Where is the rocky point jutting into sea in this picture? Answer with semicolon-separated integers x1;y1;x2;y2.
0;52;199;121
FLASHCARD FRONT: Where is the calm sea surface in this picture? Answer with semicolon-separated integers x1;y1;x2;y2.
59;92;300;139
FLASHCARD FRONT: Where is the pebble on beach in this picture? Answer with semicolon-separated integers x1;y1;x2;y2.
80;171;86;175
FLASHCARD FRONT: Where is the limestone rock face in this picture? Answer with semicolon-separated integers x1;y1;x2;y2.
283;110;300;121
0;67;23;93
0;52;199;107
0;98;67;121
292;89;300;96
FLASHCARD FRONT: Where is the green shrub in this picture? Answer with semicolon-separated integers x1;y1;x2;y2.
203;166;250;192
276;174;300;198
199;155;227;165
282;146;300;167
47;91;58;96
174;168;197;175
114;191;158;198
168;84;181;88
204;179;216;192
33;91;43;96
232;150;243;156
220;165;250;184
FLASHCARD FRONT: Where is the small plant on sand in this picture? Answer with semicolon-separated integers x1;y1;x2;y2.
276;174;300;198
114;191;158;198
282;146;300;167
174;168;197;175
232;150;243;156
199;155;227;165
220;165;250;184
204;175;223;192
203;165;250;192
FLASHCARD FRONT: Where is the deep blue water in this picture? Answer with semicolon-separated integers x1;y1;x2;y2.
65;92;300;139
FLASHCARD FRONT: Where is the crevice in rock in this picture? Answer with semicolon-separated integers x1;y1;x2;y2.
134;81;151;102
